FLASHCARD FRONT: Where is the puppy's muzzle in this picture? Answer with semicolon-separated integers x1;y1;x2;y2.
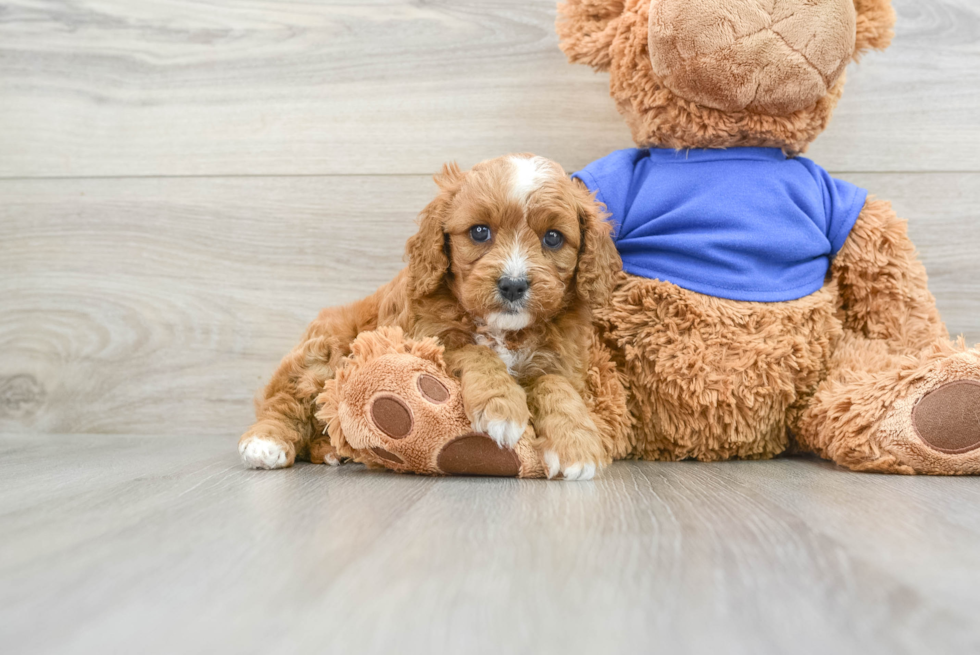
497;277;529;304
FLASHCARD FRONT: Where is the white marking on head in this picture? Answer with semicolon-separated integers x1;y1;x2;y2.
486;311;531;332
509;155;550;204
501;242;530;282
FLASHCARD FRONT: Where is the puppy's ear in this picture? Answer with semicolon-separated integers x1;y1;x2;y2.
406;162;465;299
573;180;620;308
556;0;626;72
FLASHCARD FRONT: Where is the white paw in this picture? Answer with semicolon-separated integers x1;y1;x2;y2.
470;411;526;449
484;418;524;449
239;435;288;469
543;450;597;481
324;452;341;466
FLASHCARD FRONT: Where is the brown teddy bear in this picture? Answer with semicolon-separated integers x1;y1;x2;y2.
249;0;980;477
551;0;980;475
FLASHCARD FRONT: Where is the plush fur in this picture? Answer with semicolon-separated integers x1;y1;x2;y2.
557;0;895;154
555;0;980;475
645;0;857;116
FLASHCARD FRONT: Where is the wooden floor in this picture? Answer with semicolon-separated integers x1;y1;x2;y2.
2;434;979;654
2;1;980;652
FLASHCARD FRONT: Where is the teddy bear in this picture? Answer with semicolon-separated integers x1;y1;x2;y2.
551;0;980;475
296;0;980;478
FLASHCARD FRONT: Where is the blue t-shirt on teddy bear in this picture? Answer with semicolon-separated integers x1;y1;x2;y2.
571;147;868;302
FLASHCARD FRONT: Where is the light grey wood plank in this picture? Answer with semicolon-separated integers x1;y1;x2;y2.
0;0;632;178
2;173;979;437
807;0;980;171
1;434;979;655
0;175;434;436
0;0;977;178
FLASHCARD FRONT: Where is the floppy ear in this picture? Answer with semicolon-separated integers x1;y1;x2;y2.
852;0;896;59
573;180;621;308
556;0;626;72
406;162;465;300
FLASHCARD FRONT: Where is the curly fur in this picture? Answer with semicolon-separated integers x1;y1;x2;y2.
241;154;623;472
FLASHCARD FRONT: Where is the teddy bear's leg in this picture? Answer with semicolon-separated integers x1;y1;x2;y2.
793;198;980;473
316;327;547;478
793;334;980;474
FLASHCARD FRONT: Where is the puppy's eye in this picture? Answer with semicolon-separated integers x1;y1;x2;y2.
542;230;564;250
469;225;491;243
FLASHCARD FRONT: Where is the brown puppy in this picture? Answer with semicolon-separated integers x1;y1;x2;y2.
239;154;621;480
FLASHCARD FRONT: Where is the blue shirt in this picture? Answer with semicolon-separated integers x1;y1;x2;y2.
572;147;868;302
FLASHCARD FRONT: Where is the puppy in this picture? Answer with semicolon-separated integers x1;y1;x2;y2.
239;154;621;479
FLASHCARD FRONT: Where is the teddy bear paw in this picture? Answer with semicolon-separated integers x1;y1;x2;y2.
318;327;550;477
435;433;522;476
911;380;980;456
858;351;980;475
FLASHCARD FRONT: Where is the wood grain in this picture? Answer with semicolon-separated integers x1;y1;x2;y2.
1;173;979;437
0;0;978;177
1;434;978;655
0;175;433;436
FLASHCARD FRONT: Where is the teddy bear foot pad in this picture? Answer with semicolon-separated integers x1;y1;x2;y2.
912;380;980;455
367;391;521;476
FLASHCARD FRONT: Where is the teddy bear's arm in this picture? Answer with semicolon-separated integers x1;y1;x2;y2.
556;0;626;72
829;196;948;354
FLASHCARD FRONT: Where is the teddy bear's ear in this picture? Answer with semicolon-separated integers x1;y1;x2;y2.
852;0;896;59
556;0;626;72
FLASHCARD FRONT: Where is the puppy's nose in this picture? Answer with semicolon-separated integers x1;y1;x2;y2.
497;277;529;303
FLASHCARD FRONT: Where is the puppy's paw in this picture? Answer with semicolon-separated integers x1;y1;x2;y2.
484;417;526;449
543;450;597;481
308;437;343;467
468;392;530;450
239;433;291;469
539;425;605;481
543;449;599;481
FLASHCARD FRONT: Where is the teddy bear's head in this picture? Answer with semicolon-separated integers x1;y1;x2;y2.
557;0;895;154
